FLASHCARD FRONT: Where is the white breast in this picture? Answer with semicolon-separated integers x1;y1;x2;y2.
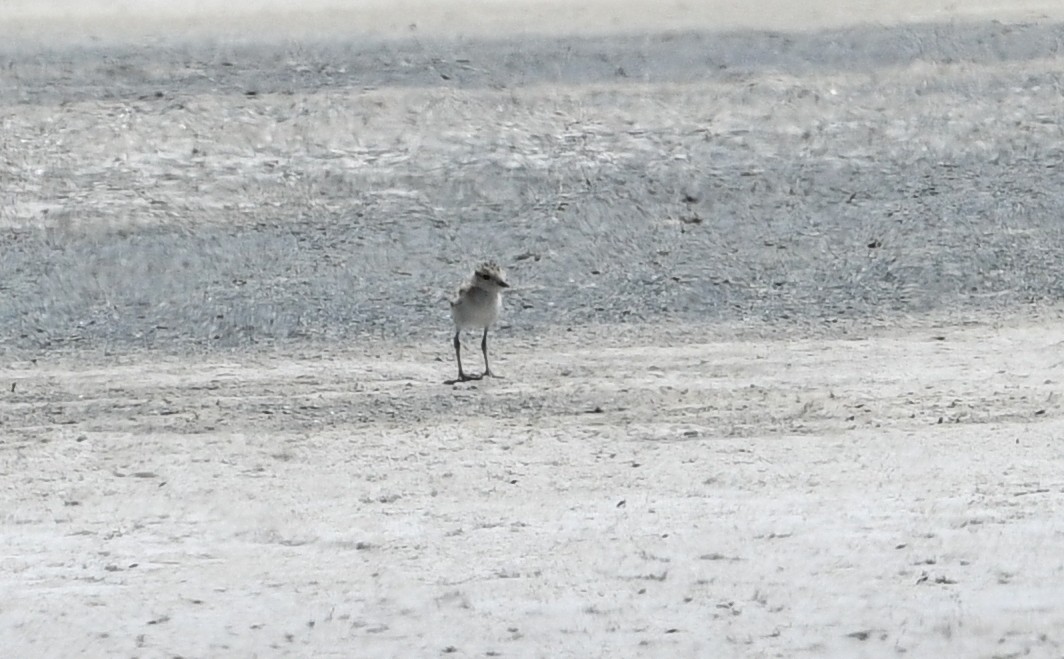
451;287;501;329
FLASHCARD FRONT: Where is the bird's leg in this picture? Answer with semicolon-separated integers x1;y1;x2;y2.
454;330;465;380
481;327;499;378
446;330;481;384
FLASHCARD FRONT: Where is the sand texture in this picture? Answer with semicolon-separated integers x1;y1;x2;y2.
2;1;1064;657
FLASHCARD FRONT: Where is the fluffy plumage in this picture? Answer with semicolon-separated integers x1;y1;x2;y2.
447;262;509;383
450;262;509;329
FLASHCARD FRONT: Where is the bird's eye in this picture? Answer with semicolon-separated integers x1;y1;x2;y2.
478;273;488;279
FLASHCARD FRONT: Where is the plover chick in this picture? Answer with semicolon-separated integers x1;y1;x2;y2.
447;261;509;384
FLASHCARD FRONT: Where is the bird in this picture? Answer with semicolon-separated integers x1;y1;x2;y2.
447;261;509;384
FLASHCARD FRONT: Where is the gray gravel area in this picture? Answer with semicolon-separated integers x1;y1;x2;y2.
2;20;1064;353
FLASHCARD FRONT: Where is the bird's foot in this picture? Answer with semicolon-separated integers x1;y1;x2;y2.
445;373;483;385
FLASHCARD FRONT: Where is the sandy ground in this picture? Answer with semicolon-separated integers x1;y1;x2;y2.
3;0;1064;657
3;319;1064;657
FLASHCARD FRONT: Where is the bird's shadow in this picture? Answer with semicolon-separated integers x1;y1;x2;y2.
444;372;509;386
444;374;484;386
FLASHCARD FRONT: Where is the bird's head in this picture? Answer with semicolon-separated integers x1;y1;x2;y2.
474;261;509;291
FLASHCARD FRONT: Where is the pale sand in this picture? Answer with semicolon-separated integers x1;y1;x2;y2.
2;319;1063;656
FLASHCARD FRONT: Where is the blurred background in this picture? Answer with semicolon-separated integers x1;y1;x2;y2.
2;0;1063;353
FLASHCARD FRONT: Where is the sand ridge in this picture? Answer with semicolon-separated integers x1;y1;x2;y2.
2;0;1064;43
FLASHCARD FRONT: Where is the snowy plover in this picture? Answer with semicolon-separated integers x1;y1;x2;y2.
446;261;509;384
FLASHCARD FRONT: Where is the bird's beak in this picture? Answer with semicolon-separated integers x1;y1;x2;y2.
498;280;510;288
